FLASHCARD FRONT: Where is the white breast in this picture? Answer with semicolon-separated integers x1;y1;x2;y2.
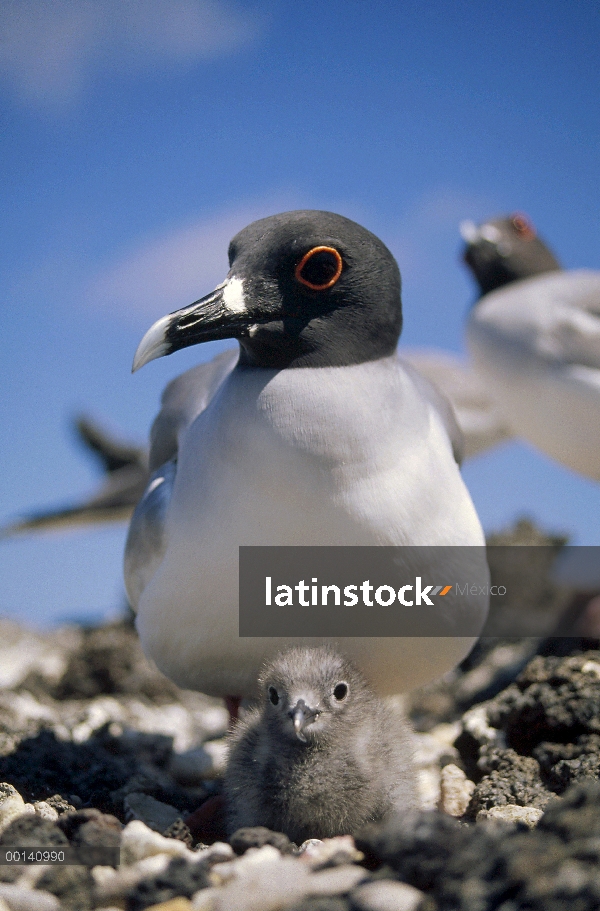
134;356;488;697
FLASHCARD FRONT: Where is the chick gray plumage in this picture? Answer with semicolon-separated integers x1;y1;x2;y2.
225;647;416;844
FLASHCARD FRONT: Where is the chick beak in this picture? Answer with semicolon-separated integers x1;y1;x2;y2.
291;699;318;743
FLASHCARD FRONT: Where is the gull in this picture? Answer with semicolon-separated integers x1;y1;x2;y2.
461;212;600;480
125;210;489;702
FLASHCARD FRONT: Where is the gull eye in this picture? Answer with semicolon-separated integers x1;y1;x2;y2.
268;686;279;705
511;214;536;241
333;682;348;701
295;246;343;291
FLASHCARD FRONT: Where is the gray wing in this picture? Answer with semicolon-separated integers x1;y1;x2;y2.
149;348;239;471
0;415;149;538
399;349;513;460
124;347;239;611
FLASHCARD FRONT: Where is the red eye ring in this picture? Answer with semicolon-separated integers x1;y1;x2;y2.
511;213;536;240
295;246;343;290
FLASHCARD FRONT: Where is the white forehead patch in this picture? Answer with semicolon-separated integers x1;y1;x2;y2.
480;224;502;243
459;220;478;243
223;277;246;313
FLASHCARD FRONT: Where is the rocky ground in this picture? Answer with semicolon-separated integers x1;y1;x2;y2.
1;521;600;910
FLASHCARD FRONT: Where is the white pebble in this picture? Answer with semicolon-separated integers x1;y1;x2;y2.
351;879;426;911
32;802;59;823
308;864;367;895
416;767;441;811
192;888;220;910
0;883;61;911
0;784;32;834
462;705;502;746
94;854;172;906
120;819;196;865
478;804;544;828
208;845;282;886
298;835;363;868
438;764;475;817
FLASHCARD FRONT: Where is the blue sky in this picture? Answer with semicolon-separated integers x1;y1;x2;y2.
1;0;599;626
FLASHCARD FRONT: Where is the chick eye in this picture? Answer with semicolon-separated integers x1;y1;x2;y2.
295;246;343;291
268;686;279;705
333;682;348;701
511;214;536;241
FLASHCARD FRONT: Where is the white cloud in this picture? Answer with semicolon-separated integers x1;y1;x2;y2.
86;197;300;321
0;0;258;109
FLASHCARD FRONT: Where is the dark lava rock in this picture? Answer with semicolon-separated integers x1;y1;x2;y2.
487;652;600;752
538;779;600;841
163;816;194;848
56;807;122;847
125;855;209;910
534;734;600;792
0;729;133;811
45;793;78;815
0;814;69;847
356;810;474;886
0;815;68;883
36;865;95;911
0;728;193;819
467;748;554;817
230;825;296;856
357;781;600;911
51;621;181;703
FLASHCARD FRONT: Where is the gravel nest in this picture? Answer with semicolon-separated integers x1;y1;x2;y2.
0;522;599;910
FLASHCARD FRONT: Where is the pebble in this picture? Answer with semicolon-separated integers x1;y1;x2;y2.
121;820;198;865
0;883;61;911
141;899;194;911
229;827;295;856
0;785;35;834
308;865;367;895
438;764;475;817
298;836;363;869
208;845;283;886
31;804;58;824
351;879;426;911
169;741;228;784
477;804;544;828
461;704;502;748
192;851;366;911
92;854;173;906
413;724;461;811
124;793;182;833
415;768;442;811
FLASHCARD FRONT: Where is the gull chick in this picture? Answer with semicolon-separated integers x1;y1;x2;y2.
225;647;417;843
